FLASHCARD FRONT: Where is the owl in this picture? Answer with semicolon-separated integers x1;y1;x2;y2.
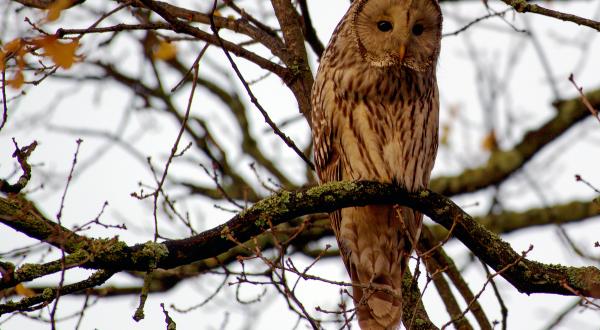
311;0;442;329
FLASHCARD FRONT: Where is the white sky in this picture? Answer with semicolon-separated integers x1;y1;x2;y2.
1;1;600;329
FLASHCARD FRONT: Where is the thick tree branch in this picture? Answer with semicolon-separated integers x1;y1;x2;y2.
270;0;315;123
430;198;600;238
20;193;599;299
0;270;114;315
125;0;287;61
290;197;600;259
2;182;599;302
402;269;439;330
0;196;88;253
135;0;290;81
430;88;600;196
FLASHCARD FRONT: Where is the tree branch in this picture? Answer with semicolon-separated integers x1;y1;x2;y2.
502;0;600;32
2;181;599;303
135;0;290;81
0;270;114;315
430;88;600;196
270;0;315;123
402;269;439;330
297;0;325;58
126;0;287;61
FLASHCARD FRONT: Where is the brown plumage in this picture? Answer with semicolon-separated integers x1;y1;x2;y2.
311;0;442;329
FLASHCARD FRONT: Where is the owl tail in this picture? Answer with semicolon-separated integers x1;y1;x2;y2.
343;206;421;330
353;269;403;330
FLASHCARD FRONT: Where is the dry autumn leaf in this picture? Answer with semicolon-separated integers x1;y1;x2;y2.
7;70;24;89
3;38;24;55
33;36;80;69
1;39;22;70
153;41;177;61
47;0;73;22
482;130;499;151
15;283;36;298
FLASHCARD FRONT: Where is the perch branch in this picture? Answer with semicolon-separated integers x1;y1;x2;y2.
2;182;600;304
502;0;600;32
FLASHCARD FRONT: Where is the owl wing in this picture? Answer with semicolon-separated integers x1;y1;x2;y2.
311;68;350;264
311;73;340;183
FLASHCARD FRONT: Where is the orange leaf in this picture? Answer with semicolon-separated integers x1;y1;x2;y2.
15;283;36;297
8;70;24;89
153;41;177;61
481;130;498;151
2;39;29;72
47;0;73;22
16;51;26;69
3;38;24;55
31;35;55;47
34;36;79;69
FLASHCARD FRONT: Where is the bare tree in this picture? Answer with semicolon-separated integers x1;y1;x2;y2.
1;0;599;329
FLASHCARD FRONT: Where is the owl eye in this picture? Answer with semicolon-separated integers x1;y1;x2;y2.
412;24;424;36
377;20;393;32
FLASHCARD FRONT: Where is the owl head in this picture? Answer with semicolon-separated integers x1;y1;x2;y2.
350;0;442;70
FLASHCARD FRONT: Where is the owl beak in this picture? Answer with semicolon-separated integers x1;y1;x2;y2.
398;44;406;62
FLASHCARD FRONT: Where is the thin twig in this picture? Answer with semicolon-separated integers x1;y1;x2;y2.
560;280;600;309
441;245;533;329
575;174;600;194
171;43;210;92
51;139;83;329
481;261;508;330
569;73;600;124
1;139;37;194
443;9;513;37
1;67;7;130
56;139;83;221
150;61;199;240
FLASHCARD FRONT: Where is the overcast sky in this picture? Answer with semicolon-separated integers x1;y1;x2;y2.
1;1;600;329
